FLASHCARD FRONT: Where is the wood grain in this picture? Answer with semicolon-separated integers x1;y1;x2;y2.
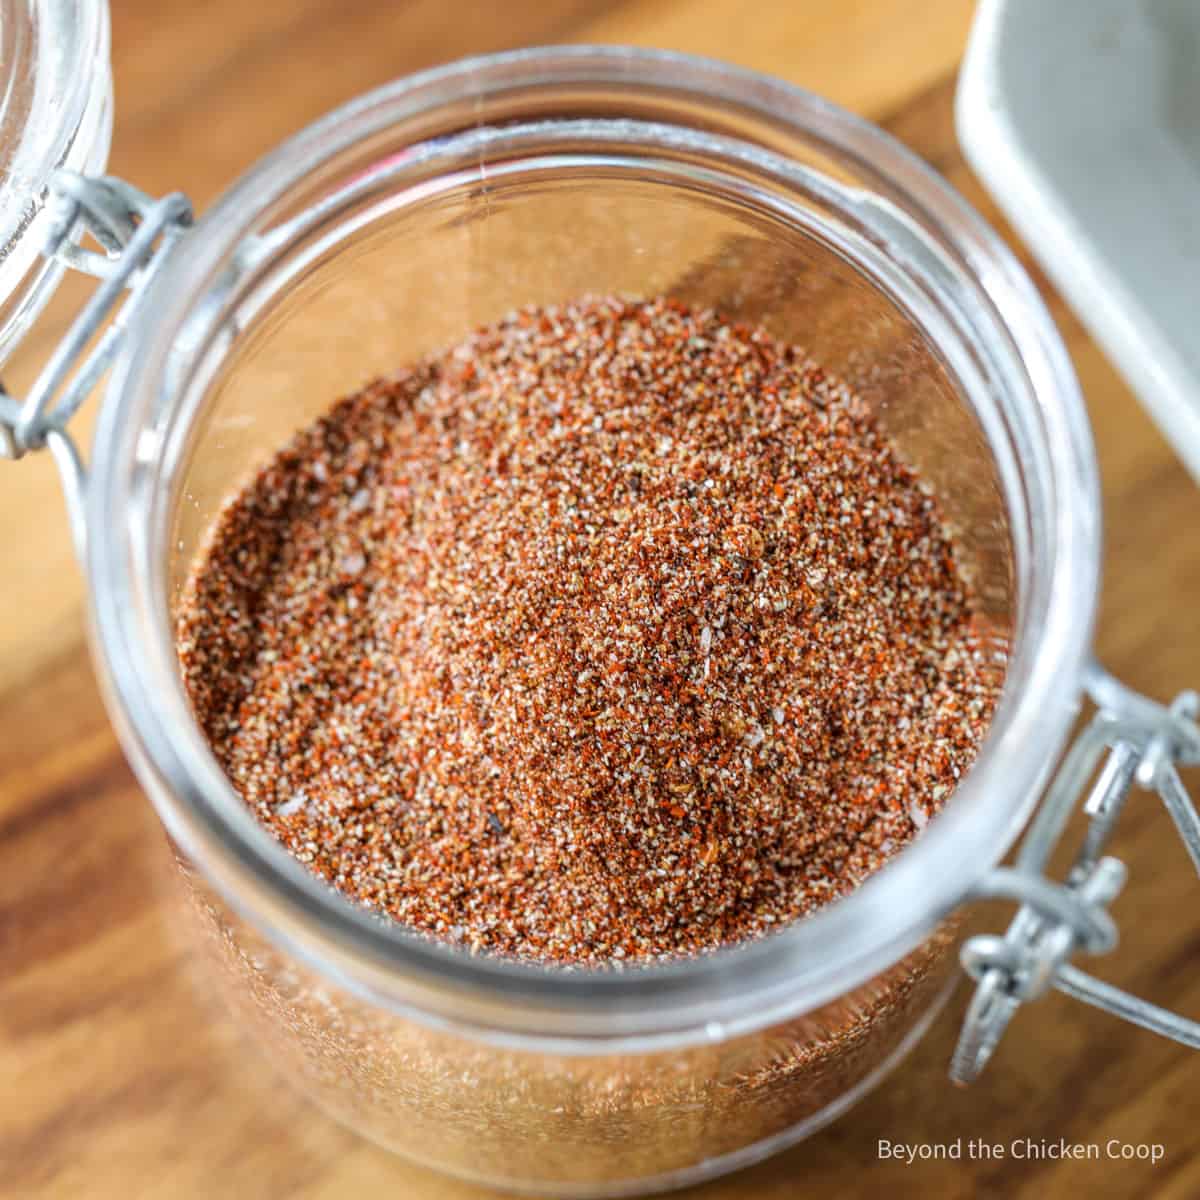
3;2;1199;1197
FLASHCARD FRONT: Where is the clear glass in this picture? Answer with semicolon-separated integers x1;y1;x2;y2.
0;0;112;363
178;845;960;1192
85;49;1101;1194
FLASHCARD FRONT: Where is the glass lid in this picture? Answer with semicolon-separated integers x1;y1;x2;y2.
0;0;111;365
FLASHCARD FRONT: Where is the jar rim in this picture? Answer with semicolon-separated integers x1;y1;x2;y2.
88;46;1101;1043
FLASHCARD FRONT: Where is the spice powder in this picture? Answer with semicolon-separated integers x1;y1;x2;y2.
178;296;1000;966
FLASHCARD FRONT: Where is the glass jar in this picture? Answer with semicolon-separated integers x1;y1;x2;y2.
7;38;1109;1198
81;47;1097;1194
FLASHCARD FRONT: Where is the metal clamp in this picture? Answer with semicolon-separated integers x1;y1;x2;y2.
0;172;192;555
951;663;1200;1084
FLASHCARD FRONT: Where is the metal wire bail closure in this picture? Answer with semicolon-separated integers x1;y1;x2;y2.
0;171;192;556
951;665;1200;1084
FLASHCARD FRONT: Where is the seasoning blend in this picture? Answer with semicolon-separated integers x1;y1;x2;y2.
180;297;998;967
171;295;1001;1185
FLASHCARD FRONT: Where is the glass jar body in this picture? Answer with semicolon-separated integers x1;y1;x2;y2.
177;848;958;1193
86;48;1099;1194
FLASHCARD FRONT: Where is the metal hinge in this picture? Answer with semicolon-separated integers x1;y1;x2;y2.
0;172;192;554
951;662;1200;1084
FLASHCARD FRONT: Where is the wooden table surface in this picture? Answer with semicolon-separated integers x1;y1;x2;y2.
4;1;1200;1196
